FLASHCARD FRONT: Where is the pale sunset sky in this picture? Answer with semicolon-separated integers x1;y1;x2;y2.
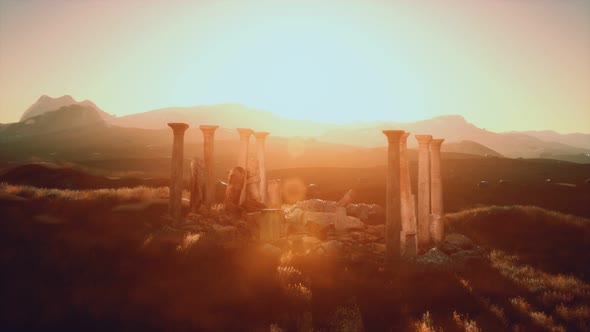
0;0;589;133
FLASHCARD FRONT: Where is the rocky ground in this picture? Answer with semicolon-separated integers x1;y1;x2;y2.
147;198;488;275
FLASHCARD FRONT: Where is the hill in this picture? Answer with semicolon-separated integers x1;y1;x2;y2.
515;130;590;150
113;106;588;160
111;103;333;136
441;140;503;157
20;95;114;123
5;97;588;162
317;115;588;159
1;104;106;140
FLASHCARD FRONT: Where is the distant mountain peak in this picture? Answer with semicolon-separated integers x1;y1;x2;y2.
21;95;113;123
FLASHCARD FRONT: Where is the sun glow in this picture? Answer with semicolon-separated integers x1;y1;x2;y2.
0;0;589;132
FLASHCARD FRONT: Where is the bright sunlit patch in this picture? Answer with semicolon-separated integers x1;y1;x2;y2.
176;233;202;253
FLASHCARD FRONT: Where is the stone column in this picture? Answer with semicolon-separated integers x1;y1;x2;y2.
430;138;445;243
382;130;405;262
224;166;246;214
168;123;189;221
415;134;433;252
267;179;283;208
246;157;262;203
236;128;253;204
199;125;219;208
189;157;204;212
258;209;284;242
399;132;417;256
254;132;270;205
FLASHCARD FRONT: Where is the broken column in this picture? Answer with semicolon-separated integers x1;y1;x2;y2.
246;157;262;203
236;128;253;204
430;138;445;243
258;209;284;242
415;134;433;252
267;179;283;208
224;166;246;213
254;132;270;205
382;130;405;262
167;122;189;221
199;125;219;208
189;157;204;212
399;132;417;256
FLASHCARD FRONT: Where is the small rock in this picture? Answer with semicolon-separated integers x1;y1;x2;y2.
415;248;452;271
307;220;334;240
317;240;343;256
292;199;338;213
343;216;365;231
240;199;267;213
436;241;461;255
301;236;322;252
444;233;476;250
258;243;282;259
211;224;239;238
337;189;355;207
365;224;385;236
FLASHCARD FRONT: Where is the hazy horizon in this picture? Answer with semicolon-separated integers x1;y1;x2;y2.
1;0;589;133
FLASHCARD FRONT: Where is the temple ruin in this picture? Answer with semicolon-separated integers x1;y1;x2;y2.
167;123;445;261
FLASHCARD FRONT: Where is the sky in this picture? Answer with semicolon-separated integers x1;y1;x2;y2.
0;0;589;133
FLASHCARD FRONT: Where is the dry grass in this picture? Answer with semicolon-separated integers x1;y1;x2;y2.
490;250;590;305
2;191;589;331
510;297;566;332
446;204;590;283
0;182;187;202
414;312;442;332
447;205;589;228
452;311;482;332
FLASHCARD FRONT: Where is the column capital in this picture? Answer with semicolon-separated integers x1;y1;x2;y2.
431;138;445;149
236;128;254;139
168;122;189;133
382;130;406;144
254;131;270;140
415;134;433;144
199;125;219;135
400;132;410;144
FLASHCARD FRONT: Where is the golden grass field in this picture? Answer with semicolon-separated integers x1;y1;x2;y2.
1;182;589;331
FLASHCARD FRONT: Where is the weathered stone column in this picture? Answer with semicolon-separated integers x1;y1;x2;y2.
237;128;253;204
258;209;284;242
224;166;246;214
254;132;270;205
267;179;283;208
199;125;219;208
168;123;189;221
246;157;262;203
382;130;405;262
415;134;433;251
399;132;417;256
189;157;204;212
430;138;445;243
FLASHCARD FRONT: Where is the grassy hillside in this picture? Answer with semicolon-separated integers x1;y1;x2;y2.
1;184;589;331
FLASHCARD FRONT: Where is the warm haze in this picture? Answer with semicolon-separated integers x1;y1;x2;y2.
1;1;590;332
1;0;589;133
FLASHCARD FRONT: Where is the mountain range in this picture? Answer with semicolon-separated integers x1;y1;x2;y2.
2;95;589;163
20;95;114;123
